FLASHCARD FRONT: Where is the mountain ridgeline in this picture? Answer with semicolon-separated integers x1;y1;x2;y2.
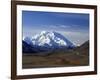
74;40;89;56
22;31;75;54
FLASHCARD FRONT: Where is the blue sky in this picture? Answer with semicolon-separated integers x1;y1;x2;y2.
22;11;89;46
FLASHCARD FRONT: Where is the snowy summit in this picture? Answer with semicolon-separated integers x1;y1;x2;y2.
23;31;75;49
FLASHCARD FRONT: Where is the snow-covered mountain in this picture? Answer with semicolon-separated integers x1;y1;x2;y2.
23;31;75;53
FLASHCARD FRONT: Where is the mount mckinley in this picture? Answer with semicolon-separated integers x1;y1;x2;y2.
23;31;75;54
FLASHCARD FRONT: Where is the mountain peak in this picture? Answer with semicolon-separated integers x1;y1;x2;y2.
23;31;75;49
40;31;48;34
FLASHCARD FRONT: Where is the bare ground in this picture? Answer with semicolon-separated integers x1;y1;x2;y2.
22;50;89;68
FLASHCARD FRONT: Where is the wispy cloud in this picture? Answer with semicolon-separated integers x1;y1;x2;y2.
42;25;70;29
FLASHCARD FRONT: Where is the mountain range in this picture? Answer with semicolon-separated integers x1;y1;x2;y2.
22;31;75;54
